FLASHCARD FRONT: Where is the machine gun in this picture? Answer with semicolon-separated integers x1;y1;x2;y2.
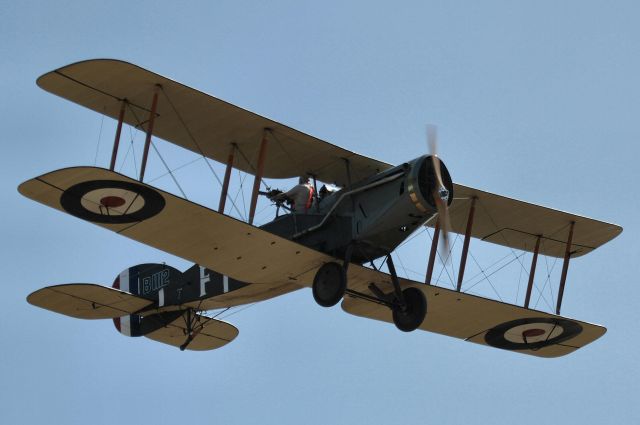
259;189;292;217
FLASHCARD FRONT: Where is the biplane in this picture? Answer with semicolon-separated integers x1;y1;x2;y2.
21;59;622;357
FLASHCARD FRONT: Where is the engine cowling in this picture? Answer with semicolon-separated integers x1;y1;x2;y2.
348;155;454;262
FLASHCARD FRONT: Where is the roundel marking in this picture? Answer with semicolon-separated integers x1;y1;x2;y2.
60;180;165;224
100;195;126;208
485;317;582;351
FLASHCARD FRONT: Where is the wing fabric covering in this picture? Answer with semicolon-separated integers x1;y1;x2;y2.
18;166;337;286
443;184;622;258
37;59;390;187
20;167;607;357
341;278;606;358
36;59;621;257
144;314;238;351
27;284;152;319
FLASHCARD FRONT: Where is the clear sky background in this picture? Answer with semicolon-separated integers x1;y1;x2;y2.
2;1;639;424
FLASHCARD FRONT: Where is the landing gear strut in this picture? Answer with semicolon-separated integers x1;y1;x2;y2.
313;248;427;332
346;254;427;332
385;254;427;332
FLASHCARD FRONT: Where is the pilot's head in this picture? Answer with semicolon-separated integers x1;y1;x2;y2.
299;176;310;184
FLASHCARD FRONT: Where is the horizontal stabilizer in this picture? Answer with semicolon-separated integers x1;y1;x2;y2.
144;313;238;351
27;284;152;319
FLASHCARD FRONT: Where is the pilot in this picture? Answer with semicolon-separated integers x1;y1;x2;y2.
319;184;337;201
274;176;314;213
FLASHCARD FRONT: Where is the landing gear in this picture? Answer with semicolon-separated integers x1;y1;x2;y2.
313;262;347;307
313;248;427;332
345;253;428;332
392;287;427;332
312;246;353;308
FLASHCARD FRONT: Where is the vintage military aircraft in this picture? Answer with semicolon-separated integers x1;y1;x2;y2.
21;59;622;357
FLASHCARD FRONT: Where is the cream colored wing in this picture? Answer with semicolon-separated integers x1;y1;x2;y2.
27;284;152;319
340;269;606;358
444;184;622;258
18;166;334;286
37;59;390;187
145;314;238;351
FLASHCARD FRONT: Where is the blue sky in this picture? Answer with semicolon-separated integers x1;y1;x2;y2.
2;1;639;423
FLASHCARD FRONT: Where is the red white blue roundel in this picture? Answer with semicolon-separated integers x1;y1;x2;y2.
485;317;582;351
60;180;165;224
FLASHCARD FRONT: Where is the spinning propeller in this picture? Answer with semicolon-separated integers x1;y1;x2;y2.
427;124;451;260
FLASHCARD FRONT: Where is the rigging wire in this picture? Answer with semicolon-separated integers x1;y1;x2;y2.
531;251;555;311
233;142;271;190
477;199;530;275
394;252;410;280
93;112;105;166
434;233;459;288
464;253;525;293
269;130;297;167
209;307;231;320
237;168;248;220
202;157;245;219
218;302;258;320
464;251;513;287
159;87;249;218
515;251;526;304
467;251;503;301
151;141;188;199
533;245;558;311
117;140;132;173
147;156;205;184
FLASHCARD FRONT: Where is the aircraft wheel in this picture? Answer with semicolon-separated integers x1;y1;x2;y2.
392;287;427;332
312;262;347;307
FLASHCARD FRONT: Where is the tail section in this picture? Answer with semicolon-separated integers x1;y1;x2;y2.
28;262;241;351
112;263;183;306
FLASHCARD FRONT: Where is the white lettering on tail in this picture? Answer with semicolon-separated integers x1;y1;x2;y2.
200;266;210;297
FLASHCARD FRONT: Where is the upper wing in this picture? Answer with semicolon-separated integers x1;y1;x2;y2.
444;183;622;258
37;59;620;257
37;59;391;187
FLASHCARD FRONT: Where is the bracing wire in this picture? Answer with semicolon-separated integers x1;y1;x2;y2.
148;156;205;184
434;233;459;288
515;251;526;304
202;157;245;219
218;302;259;320
237;168;248;220
159;86;263;220
151;141;188;199
395;252;410;280
466;251;503;301
93;112;105;166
